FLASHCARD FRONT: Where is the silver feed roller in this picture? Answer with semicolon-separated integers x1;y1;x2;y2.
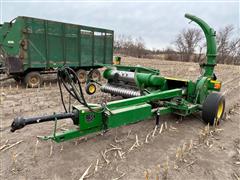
101;84;141;98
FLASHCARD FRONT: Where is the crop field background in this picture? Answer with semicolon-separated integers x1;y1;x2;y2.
0;57;240;180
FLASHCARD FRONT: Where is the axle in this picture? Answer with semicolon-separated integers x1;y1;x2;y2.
11;111;78;132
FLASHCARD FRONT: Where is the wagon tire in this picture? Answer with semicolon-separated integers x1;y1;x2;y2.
76;69;87;83
89;69;101;82
202;93;225;126
24;72;42;88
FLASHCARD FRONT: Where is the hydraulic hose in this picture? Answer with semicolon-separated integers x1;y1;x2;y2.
57;66;104;113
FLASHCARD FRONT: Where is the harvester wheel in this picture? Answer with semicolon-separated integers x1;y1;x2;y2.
76;69;87;83
85;82;96;95
89;69;101;81
202;93;225;126
24;72;42;88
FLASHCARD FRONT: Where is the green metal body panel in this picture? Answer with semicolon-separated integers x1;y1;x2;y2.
108;104;152;128
0;23;11;43
0;16;114;74
0;19;23;56
79;106;103;130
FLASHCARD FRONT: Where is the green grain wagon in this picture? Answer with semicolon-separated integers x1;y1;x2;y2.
0;16;114;87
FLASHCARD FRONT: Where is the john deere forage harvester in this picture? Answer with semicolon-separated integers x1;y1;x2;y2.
11;14;225;143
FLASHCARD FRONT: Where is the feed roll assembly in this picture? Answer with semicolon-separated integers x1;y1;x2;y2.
11;14;225;143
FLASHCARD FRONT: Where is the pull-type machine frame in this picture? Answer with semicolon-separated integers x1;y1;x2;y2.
11;14;225;143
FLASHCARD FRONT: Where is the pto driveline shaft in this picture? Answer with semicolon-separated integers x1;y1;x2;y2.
11;112;76;132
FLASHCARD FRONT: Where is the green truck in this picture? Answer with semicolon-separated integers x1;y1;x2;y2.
0;16;114;87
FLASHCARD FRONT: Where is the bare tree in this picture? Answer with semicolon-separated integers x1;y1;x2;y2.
133;37;146;58
228;38;240;64
114;34;147;58
173;25;240;65
115;26;240;64
216;25;240;64
174;28;204;62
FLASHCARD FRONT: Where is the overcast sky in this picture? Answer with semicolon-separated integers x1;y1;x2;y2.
1;0;239;49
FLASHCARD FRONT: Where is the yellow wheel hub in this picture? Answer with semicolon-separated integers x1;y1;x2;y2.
88;85;95;94
216;101;223;119
215;101;224;125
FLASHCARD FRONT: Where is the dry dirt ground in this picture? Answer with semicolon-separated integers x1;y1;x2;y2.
0;57;240;180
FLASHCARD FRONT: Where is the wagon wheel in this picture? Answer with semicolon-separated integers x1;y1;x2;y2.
24;72;42;88
89;69;101;82
202;93;225;126
76;69;87;83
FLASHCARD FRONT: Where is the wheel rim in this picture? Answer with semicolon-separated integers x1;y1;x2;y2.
30;76;38;85
78;73;86;82
88;85;95;94
91;71;100;81
217;101;223;119
215;101;223;125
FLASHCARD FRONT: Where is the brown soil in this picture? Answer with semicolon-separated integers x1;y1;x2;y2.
0;57;240;180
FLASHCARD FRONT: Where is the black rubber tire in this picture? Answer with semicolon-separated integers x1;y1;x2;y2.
202;93;225;126
89;69;101;82
85;83;96;95
76;69;87;83
24;72;42;88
